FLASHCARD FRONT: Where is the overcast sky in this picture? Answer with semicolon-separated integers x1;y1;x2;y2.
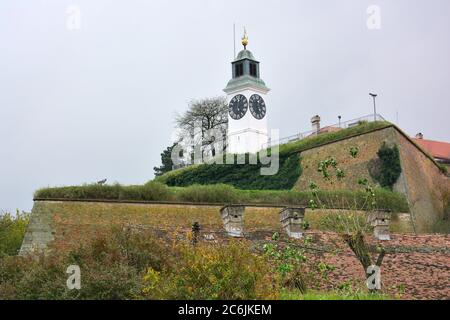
1;0;449;212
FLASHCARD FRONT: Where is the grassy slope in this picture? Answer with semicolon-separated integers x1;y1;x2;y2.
155;121;392;188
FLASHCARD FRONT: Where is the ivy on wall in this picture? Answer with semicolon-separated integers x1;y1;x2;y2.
163;153;302;190
372;143;402;190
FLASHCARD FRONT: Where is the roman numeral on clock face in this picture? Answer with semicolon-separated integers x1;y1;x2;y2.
249;94;266;120
228;94;248;120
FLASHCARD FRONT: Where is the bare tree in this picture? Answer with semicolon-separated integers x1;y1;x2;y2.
175;97;228;159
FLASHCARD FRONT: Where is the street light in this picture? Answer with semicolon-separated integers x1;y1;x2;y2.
369;93;378;121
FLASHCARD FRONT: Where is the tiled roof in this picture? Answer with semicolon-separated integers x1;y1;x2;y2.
413;138;450;160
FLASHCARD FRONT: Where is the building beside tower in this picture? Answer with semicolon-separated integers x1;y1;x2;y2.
224;31;270;154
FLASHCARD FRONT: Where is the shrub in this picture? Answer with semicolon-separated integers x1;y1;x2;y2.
374;143;402;189
0;211;30;257
0;229;278;300
161;153;302;190
0;229;175;300
143;241;278;300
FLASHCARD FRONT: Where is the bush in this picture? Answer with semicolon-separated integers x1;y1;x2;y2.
0;229;277;300
374;144;402;189
0;229;175;300
0;211;30;257
160;153;302;190
142;241;278;300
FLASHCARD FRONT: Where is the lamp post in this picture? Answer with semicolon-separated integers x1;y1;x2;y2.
369;93;378;121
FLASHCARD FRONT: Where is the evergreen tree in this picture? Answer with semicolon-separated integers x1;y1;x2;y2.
153;143;177;177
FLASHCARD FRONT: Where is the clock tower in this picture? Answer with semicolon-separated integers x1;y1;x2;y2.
224;31;270;154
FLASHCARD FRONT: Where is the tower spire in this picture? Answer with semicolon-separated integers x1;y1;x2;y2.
241;28;248;50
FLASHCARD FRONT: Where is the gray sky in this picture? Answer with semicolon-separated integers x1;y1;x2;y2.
1;0;449;212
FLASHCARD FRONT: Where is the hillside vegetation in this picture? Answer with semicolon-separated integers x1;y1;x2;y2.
34;182;409;212
0;228;392;300
156;121;392;189
0;211;30;257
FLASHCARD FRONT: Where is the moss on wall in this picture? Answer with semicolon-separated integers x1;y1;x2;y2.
294;126;398;191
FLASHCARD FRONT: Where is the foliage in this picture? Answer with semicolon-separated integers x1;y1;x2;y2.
143;241;278;300
319;212;372;234
0;229;278;300
0;227;395;300
263;241;307;292
153;143;177;177
308;145;387;284
0;211;30;257
0;228;172;299
35;182;409;212
374;143;402;189
175;184;239;203
175;96;228;156
349;146;359;158
35;181;174;202
159;153;302;190
155;121;392;189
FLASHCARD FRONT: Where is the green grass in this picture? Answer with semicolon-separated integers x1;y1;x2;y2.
34;182;410;212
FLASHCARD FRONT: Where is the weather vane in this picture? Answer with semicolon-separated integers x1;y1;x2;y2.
241;27;248;50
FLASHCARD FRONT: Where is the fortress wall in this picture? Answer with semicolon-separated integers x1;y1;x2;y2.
396;132;450;233
294;126;397;191
293;126;450;233
20;200;413;255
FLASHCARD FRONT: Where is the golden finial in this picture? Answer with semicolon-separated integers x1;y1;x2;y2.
241;28;248;50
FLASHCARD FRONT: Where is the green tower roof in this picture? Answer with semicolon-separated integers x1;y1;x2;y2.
234;49;257;62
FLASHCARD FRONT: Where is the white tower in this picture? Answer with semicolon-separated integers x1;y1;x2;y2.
224;31;270;154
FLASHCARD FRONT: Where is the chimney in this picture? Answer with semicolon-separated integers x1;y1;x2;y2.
311;115;321;134
415;133;424;140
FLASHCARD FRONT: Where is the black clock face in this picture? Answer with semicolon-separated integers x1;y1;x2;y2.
249;94;266;120
228;94;248;120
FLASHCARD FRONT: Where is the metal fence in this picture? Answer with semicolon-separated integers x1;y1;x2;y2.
261;113;386;149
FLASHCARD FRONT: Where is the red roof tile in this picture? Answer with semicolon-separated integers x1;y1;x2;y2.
413;138;450;160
